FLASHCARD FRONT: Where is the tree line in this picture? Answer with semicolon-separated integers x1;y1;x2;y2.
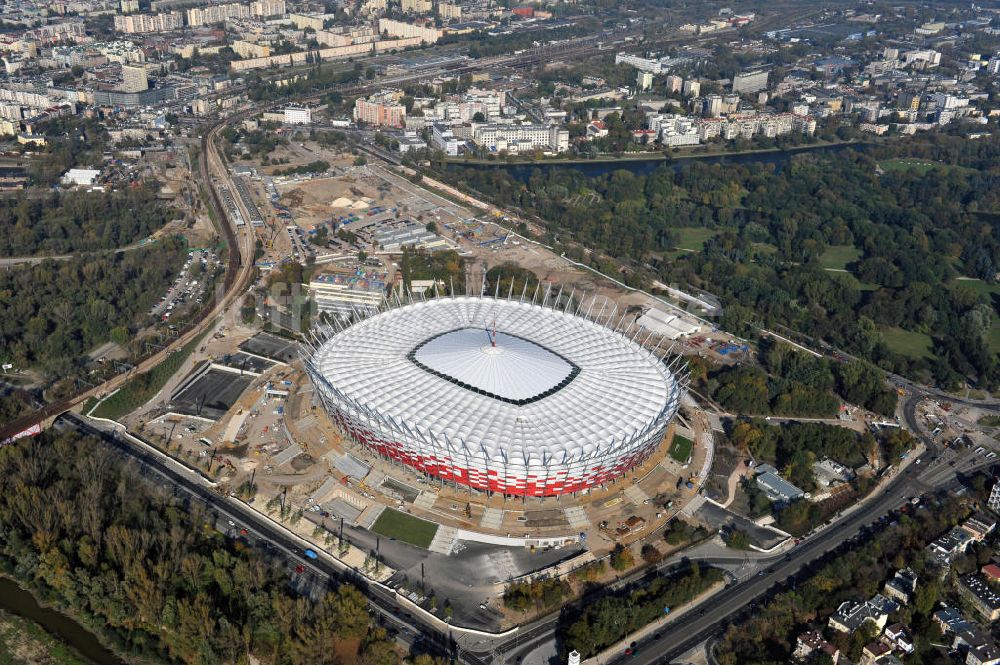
438;133;1000;390
0;186;172;257
0;237;187;380
0;429;401;665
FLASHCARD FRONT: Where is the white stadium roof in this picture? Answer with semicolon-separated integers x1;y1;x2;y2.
311;296;678;465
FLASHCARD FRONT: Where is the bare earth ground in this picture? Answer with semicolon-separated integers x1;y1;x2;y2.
0;609;93;665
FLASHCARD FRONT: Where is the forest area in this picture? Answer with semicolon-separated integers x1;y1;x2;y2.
440;132;1000;392
0;429;407;665
0;236;187;378
0;186;173;256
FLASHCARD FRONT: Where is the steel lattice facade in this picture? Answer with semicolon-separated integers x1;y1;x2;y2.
305;293;686;497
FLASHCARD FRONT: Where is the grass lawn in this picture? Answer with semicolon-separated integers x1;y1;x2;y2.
669;434;694;464
819;245;861;271
674;227;718;252
879;159;939;176
952;278;1000;298
371;508;439;549
882;327;934;359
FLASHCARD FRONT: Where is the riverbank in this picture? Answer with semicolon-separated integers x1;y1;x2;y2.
0;577;126;665
444;139;867;168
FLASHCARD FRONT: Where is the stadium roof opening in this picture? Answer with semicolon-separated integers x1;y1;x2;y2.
410;328;577;404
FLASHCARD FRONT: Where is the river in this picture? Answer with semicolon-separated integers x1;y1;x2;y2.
0;577;126;665
447;141;870;180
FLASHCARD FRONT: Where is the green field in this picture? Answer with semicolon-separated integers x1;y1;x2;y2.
91;329;210;421
371;508;439;549
879;159;939;176
674;227;718;252
669;434;694;464
882;327;934;359
819;245;861;271
952;278;1000;298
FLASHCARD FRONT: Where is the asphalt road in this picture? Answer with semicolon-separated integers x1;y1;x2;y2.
484;396;997;665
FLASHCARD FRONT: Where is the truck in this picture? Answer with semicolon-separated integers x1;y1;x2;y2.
303;549;318;560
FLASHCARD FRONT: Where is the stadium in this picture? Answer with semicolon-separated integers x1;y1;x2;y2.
305;292;686;497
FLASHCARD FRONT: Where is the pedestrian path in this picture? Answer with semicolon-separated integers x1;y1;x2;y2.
413;491;437;511
428;525;458;555
481;507;504;530
358;504;385;529
624;484;649;505
680;494;705;518
564;505;590;529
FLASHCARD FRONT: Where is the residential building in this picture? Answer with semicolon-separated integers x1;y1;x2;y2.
401;0;432;12
615;52;664;74
120;0;139;12
682;79;700;97
430;124;463;156
862;641;891;664
732;69;769;94
438;3;462;19
964;514;997;542
233;41;271;59
187;3;250;26
354;93;406;128
793;630;840;663
883;623;915;654
960;574;1000;621
954;627;1000;665
883;568;918;604
935;608;973;635
828;595;898;634
983;564;1000;583
120;64;148;93
637;71;653;91
250;0;285;17
378;18;442;43
989;481;1000;512
652;114;699;146
113;12;184;32
665;75;683;94
927;525;975;568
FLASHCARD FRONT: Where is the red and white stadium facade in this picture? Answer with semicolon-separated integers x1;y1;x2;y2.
305;290;687;497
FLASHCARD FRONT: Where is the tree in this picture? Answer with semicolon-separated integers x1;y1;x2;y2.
610;544;634;571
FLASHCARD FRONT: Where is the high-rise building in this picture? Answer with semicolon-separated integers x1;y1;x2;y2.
401;0;432;12
665;75;683;94
732;69;769;94
120;64;148;93
119;0;139;13
682;79;700;97
284;106;312;124
989;482;1000;513
250;0;286;17
113;12;184;33
354;94;406;127
637;71;653;91
186;2;251;26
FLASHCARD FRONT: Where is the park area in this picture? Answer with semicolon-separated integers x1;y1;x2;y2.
370;508;438;549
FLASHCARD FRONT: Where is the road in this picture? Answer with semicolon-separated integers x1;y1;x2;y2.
473;394;995;665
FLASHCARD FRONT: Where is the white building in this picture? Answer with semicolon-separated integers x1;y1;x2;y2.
732;69;769;94
615;52;663;74
637;71;654;91
473;123;569;154
283;106;312;124
62;168;101;187
431;123;463;156
682;80;701;97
